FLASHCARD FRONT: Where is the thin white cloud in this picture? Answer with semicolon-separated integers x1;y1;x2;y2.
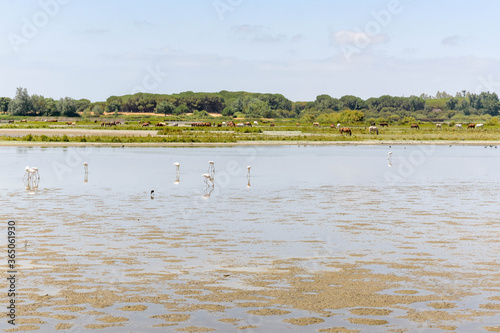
231;24;286;43
441;35;462;46
331;30;388;46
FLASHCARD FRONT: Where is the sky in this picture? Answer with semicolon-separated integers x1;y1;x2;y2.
1;0;500;102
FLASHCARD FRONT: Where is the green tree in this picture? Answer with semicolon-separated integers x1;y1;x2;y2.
339;109;364;123
156;101;175;116
106;101;121;114
57;97;78;117
93;105;104;116
8;87;32;116
446;97;458;110
222;105;234;117
246;98;270;117
340;95;366;110
174;104;189;115
0;97;11;113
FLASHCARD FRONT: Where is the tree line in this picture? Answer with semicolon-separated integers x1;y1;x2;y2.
2;87;499;120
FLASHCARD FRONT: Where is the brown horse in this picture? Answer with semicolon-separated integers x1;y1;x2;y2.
379;122;388;127
339;127;352;136
467;123;475;129
411;124;420;129
313;122;320;127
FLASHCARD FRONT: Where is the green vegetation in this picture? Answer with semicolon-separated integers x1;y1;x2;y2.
2;87;500;124
1;87;500;143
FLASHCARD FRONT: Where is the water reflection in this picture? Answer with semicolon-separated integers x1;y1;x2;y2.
23;166;40;191
174;162;180;184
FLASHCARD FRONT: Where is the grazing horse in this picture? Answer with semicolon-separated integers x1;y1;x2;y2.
411;124;420;129
155;122;166;127
379;122;388;127
455;124;462;128
8;120;14;123
369;125;379;135
313;122;320;127
244;122;252;127
142;122;150;127
467;123;475;129
476;123;484;129
20;119;27;123
270;123;275;127
436;123;442;128
339;127;352;136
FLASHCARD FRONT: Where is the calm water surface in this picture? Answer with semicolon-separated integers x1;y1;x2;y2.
0;145;499;332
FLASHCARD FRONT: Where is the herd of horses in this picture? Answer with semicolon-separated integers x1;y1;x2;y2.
327;122;485;136
2;119;487;136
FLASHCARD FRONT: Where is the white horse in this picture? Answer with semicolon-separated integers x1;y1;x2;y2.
436;123;442;128
369;125;379;135
476;123;484;128
455;124;462;128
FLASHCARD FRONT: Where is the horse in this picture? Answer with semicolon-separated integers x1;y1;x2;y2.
8;120;14;123
253;121;258;126
339;127;352;136
476;123;484;129
436;123;442;128
455;124;462;129
155;122;166;127
411;124;420;129
244;122;252;127
336;123;341;129
379;122;388;127
313;122;320;127
467;124;475;129
296;123;300;126
369;125;379;135
270;123;275;127
20;119;27;123
142;122;150;127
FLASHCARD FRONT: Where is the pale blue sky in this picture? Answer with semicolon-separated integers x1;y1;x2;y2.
1;0;499;102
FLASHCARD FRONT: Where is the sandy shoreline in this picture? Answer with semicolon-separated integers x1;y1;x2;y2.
0;140;500;147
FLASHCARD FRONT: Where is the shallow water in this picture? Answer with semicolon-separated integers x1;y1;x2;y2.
1;145;499;332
